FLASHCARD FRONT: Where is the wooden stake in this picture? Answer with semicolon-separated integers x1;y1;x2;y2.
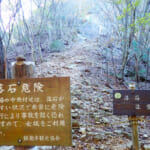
129;83;139;150
11;56;35;150
130;116;139;150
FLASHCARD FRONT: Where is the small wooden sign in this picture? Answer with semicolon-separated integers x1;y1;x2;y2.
113;90;150;116
0;77;72;146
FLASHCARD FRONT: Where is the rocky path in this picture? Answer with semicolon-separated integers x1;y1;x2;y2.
34;39;134;150
2;39;150;150
34;39;150;150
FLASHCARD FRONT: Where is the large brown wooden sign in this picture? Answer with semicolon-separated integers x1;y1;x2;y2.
113;90;150;116
0;77;72;146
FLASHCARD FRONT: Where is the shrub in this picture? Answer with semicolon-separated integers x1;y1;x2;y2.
50;40;64;51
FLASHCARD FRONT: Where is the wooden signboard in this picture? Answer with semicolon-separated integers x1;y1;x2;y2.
113;90;150;116
0;77;72;146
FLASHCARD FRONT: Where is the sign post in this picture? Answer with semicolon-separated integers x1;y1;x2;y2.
113;83;150;150
13;57;34;150
128;83;139;150
130;116;139;150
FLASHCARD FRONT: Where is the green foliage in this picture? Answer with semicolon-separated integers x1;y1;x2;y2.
117;14;124;20
133;0;141;8
138;68;146;77
121;27;125;31
50;40;64;51
135;14;150;28
123;3;132;14
141;49;150;63
116;73;123;80
114;0;123;5
116;0;141;21
117;3;132;20
141;52;148;61
132;40;138;52
117;0;150;27
129;23;136;28
137;17;146;25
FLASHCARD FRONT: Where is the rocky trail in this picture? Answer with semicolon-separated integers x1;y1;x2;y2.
2;38;150;150
34;39;150;150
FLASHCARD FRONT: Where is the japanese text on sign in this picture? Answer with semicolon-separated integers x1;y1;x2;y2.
0;77;71;146
113;90;150;116
0;82;44;94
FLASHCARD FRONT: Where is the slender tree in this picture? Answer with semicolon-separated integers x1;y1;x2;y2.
0;0;5;79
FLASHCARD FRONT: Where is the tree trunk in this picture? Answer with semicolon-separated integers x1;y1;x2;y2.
121;2;129;80
0;35;5;79
0;0;5;79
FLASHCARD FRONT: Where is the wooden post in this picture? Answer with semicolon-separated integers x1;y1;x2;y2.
11;56;35;150
129;83;139;150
